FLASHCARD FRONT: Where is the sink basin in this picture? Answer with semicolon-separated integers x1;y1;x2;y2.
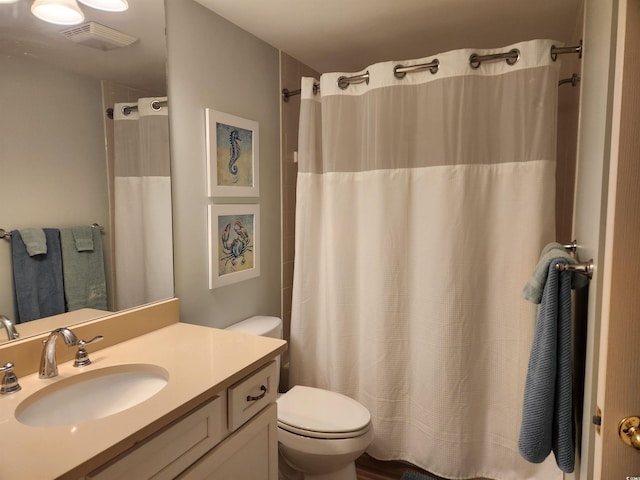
15;364;169;427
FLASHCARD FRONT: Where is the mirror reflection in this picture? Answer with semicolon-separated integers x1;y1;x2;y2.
0;0;172;343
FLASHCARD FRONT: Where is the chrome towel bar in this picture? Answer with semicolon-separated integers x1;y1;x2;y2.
556;259;594;279
1;224;104;241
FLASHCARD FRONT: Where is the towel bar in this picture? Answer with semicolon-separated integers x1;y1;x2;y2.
1;224;104;241
555;259;593;279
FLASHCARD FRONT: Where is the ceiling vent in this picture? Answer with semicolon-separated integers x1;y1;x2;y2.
60;21;137;50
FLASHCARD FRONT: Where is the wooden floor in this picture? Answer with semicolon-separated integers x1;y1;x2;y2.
355;454;442;480
355;455;492;480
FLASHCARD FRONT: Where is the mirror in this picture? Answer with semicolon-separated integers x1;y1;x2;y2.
0;0;171;343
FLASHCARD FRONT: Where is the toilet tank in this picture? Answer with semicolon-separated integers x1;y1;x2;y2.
225;316;283;339
225;316;283;389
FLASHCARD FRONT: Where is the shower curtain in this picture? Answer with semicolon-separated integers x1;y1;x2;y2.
291;40;563;480
113;97;174;310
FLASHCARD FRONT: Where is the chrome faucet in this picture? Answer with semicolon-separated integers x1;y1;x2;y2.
0;314;19;341
39;328;78;379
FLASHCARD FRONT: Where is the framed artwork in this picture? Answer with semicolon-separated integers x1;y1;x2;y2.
208;204;260;288
205;108;259;197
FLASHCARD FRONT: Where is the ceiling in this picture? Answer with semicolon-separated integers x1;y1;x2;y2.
0;0;167;93
0;0;584;92
195;0;584;73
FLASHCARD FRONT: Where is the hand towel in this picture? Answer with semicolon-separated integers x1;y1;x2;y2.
60;226;107;312
71;225;94;252
519;259;575;473
522;242;589;303
11;229;65;323
17;227;47;256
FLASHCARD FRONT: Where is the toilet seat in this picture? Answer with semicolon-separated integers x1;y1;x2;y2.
277;386;371;439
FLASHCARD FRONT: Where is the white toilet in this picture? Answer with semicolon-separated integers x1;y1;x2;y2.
226;316;373;480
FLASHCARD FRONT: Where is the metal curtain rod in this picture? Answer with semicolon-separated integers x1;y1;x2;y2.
283;70;581;102
559;73;580;87
282;41;583;98
335;41;583;90
1;223;104;241
106;100;168;119
282;83;320;102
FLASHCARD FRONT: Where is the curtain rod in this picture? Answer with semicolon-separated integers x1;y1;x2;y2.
106;100;168;119
282;41;583;100
283;71;580;101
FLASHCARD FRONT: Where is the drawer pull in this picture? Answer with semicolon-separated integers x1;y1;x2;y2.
246;385;267;402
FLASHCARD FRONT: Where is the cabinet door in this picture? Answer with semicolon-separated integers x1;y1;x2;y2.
178;402;278;480
87;395;227;480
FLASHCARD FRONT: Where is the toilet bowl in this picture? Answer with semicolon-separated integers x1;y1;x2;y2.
226;316;373;480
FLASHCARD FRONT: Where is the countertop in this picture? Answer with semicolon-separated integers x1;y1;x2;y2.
0;322;286;480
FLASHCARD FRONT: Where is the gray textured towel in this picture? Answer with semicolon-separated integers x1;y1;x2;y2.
519;259;574;473
18;227;47;256
71;225;94;252
11;229;65;323
522;242;588;304
60;227;107;312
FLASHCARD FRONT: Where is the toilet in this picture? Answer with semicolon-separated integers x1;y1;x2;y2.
226;316;373;480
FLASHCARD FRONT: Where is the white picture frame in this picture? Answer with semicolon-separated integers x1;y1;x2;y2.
208;204;260;288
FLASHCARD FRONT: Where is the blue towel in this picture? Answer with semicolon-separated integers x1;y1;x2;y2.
11;229;65;323
519;259;574;473
60;227;107;312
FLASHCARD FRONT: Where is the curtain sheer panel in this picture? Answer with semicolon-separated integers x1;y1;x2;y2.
291;40;563;480
113;97;174;310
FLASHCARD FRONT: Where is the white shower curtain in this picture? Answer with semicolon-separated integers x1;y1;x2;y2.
291;40;563;480
113;97;174;310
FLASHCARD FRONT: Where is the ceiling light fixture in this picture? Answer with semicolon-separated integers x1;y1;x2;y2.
0;0;20;4
31;0;84;25
77;0;128;12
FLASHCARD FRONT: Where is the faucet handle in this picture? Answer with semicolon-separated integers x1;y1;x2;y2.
0;362;21;394
73;335;104;367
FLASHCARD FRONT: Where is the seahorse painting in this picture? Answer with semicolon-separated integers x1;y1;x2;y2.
228;129;240;177
215;121;254;188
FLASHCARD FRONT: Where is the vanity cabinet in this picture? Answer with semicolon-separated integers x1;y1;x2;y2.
85;361;279;480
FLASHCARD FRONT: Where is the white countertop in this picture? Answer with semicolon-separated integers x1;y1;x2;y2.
0;322;286;480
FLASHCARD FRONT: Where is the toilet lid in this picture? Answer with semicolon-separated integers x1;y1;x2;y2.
277;386;371;438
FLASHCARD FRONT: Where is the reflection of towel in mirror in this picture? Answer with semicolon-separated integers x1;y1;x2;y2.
17;227;47;256
11;229;65;323
60;227;107;312
71;225;94;252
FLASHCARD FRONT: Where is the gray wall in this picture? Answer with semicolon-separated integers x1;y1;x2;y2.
0;55;110;320
165;0;281;327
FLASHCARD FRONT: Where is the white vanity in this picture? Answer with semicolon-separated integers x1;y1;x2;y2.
0;299;286;480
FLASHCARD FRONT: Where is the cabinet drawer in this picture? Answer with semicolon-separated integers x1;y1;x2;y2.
228;360;277;431
87;395;228;480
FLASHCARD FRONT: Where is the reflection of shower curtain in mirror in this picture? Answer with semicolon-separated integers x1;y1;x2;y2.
113;97;174;310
